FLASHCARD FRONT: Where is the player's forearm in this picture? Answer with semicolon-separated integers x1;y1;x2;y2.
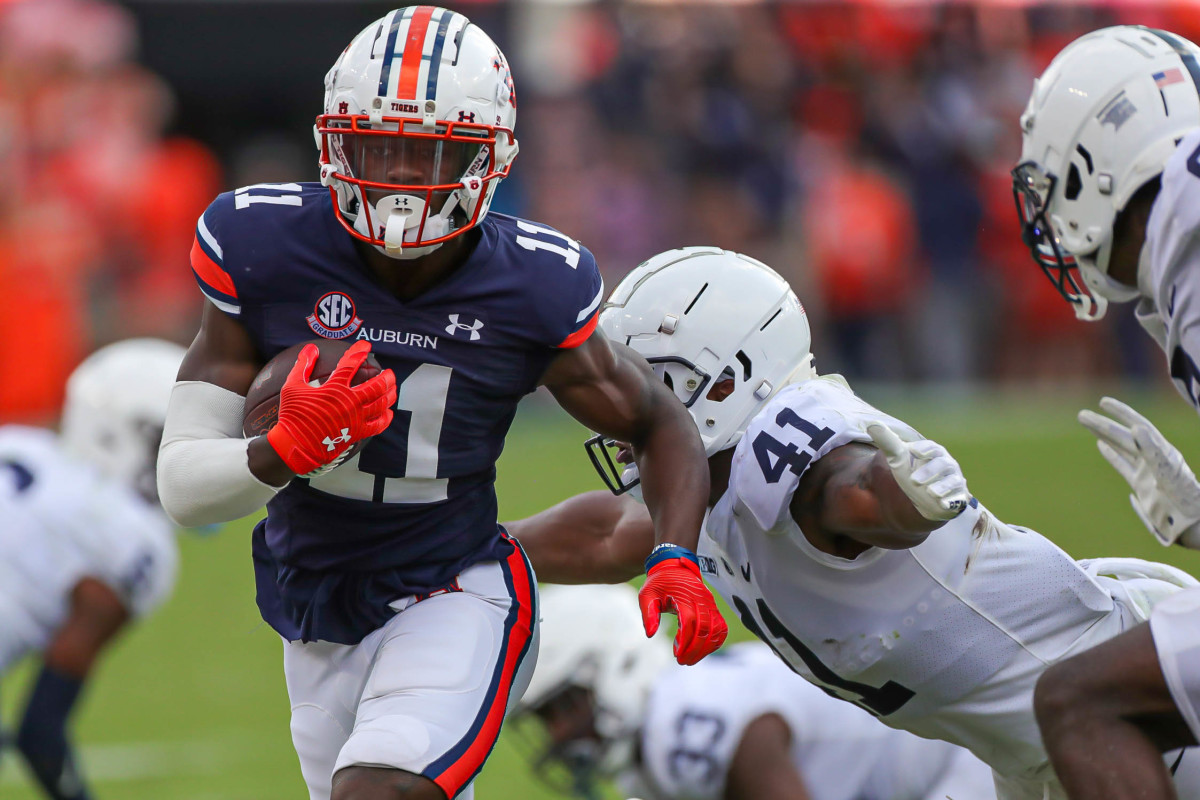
806;446;939;551
633;394;710;551
506;491;650;583
157;381;283;527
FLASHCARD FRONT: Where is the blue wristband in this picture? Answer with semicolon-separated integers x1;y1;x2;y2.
645;543;700;573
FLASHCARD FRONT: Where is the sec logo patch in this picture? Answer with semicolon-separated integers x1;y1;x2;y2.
307;291;363;339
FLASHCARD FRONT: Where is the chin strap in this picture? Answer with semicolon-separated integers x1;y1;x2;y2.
344;175;486;259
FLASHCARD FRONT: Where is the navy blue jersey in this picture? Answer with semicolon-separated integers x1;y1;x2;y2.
190;182;603;643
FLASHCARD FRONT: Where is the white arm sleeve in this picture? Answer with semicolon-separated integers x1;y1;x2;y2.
156;381;283;527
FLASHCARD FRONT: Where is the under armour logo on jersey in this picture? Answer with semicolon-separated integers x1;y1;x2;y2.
323;428;351;451
446;314;484;340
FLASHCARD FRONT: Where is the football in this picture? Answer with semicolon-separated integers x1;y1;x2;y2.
241;340;384;462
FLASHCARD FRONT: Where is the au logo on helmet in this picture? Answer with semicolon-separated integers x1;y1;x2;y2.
307;291;364;339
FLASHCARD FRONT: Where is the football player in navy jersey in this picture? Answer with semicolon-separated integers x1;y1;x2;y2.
155;8;726;800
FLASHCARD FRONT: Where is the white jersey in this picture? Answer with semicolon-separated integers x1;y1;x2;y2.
700;377;1193;791
0;426;177;671
1139;128;1200;410
619;642;995;800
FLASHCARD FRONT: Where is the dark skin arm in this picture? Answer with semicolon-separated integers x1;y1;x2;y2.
540;334;709;555
725;713;812;800
177;302;294;486
42;578;131;680
791;442;945;560
505;490;653;584
1035;623;1194;800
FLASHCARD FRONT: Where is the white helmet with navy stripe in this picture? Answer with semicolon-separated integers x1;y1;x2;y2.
316;6;518;260
1014;25;1200;320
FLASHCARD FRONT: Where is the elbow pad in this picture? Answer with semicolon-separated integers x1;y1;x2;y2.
157;381;282;527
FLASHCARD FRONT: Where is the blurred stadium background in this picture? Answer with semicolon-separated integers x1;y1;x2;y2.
6;0;1200;797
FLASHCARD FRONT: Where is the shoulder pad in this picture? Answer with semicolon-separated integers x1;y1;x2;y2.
189;183;328;318
491;215;604;348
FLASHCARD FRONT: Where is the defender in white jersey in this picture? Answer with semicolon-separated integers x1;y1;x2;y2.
510;246;1200;800
509;584;996;800
0;339;182;800
1012;25;1200;800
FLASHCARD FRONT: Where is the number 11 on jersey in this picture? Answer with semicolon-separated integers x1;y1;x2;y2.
307;364;452;503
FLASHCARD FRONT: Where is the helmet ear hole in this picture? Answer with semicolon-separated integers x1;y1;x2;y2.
706;378;736;403
735;350;752;381
1065;162;1083;201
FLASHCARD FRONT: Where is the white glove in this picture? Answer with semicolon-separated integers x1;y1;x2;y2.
1078;397;1200;549
866;423;970;521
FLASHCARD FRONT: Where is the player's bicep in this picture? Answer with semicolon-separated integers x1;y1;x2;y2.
540;334;660;444
506;490;652;583
725;713;811;800
792;443;932;549
177;301;263;395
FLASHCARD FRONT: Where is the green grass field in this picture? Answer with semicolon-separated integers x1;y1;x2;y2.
6;384;1200;799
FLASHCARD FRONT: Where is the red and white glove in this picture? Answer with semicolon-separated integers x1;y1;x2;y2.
266;341;397;476
639;544;729;666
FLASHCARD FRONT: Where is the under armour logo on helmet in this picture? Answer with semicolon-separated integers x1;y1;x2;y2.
446;314;484;340
322;428;351;451
458;111;476;123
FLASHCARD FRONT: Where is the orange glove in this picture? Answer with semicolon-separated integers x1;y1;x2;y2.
639;544;729;666
266;341;396;476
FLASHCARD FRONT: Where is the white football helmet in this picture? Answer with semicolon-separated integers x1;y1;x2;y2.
1014;25;1200;320
60;338;185;503
513;584;673;795
315;6;519;259
587;247;815;495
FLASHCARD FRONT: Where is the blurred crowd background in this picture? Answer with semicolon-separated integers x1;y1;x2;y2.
4;0;1199;424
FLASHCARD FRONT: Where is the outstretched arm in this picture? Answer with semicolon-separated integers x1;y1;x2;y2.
792;430;968;553
505;490;653;584
541;333;726;664
17;577;131;800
